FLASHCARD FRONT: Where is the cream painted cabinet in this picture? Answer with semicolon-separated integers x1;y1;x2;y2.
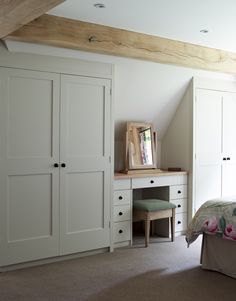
0;68;60;266
113;179;132;247
112;173;188;247
59;75;111;255
161;78;236;219
195;89;236;209
0;67;112;267
169;185;187;234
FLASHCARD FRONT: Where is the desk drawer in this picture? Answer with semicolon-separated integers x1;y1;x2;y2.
113;221;131;243
132;175;187;189
170;185;187;199
113;205;131;222
113;190;131;205
175;212;187;232
171;198;187;214
114;179;131;190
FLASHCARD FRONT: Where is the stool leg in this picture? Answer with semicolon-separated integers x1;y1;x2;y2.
151;220;156;236
145;213;150;247
171;208;175;242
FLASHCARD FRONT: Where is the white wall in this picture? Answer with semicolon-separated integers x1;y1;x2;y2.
6;41;236;171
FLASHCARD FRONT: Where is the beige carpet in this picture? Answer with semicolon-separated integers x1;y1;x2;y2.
0;236;235;301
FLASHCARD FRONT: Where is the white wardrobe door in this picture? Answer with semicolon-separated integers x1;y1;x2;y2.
0;68;60;266
195;89;222;211
60;74;111;255
222;92;236;197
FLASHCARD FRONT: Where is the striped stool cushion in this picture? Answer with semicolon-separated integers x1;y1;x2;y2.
133;199;176;212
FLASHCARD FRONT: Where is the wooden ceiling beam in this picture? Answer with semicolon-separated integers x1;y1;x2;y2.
6;14;236;74
0;0;64;38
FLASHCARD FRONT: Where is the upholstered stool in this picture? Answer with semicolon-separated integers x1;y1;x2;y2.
133;199;176;247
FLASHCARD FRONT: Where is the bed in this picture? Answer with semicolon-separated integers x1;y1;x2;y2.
186;199;236;278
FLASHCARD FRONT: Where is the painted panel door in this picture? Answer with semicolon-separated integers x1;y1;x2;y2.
195;89;222;211
60;74;111;255
0;68;60;266
222;92;236;197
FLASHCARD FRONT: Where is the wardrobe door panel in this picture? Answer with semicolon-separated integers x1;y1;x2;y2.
0;68;60;266
222;92;236;197
222;164;236;197
66;172;104;233
60;75;111;255
222;92;236;162
194;89;222;211
195;89;222;165
195;165;221;210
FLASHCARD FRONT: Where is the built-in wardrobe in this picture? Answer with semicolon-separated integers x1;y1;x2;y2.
161;77;236;220
0;44;113;268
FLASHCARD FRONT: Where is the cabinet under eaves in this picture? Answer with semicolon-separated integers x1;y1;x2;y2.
161;77;236;220
0;45;113;268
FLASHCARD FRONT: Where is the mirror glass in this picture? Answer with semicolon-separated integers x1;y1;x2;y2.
126;122;156;170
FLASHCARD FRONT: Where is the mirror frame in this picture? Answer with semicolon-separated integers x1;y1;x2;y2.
126;122;157;170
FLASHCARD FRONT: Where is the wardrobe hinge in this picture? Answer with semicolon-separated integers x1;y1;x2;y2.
110;88;112;95
109;156;111;163
109;221;111;228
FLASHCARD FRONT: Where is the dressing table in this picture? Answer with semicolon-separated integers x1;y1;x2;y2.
113;170;188;248
113;121;188;248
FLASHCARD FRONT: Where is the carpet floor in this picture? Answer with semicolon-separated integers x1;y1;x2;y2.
0;235;235;301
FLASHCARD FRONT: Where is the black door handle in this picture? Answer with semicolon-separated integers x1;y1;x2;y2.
227;157;231;160
119;212;123;216
223;158;226;161
150;180;154;184
177;190;181;194
119;229;123;234
178;204;181;208
54;163;59;168
61;163;66;168
118;196;123;200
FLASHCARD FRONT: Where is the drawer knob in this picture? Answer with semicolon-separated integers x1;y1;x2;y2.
177;221;181;224
177;204;181;208
118;196;123;200
119;229;123;234
119;212;123;216
177;190;181;194
150;180;154;184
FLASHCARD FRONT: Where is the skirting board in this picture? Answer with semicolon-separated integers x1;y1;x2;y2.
0;247;110;272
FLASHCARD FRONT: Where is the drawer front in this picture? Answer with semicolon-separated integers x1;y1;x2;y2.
132;175;187;189
113;190;131;205
175;212;187;232
170;185;187;200
113;221;131;243
113;205;131;222
171;198;187;214
114;179;131;190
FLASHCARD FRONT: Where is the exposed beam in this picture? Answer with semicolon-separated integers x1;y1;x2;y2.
6;14;236;74
0;0;64;38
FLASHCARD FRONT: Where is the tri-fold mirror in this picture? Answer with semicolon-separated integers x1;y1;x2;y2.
125;122;157;171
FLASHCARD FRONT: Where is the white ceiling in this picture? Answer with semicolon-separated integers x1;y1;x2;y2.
49;0;236;53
